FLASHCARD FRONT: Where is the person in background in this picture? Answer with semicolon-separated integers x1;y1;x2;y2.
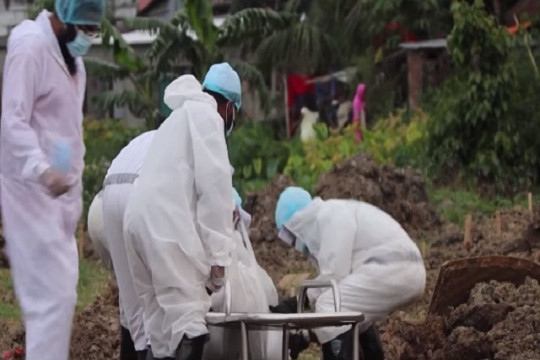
123;63;241;360
271;187;426;360
352;83;366;142
0;1;104;359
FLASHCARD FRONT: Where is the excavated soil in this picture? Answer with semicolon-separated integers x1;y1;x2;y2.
2;154;540;359
382;278;540;360
69;283;121;360
316;154;442;239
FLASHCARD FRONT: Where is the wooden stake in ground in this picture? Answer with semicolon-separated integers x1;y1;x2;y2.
77;222;85;259
494;210;502;238
528;192;533;222
464;214;473;252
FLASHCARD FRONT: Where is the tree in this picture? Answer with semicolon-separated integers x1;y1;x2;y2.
426;0;540;191
86;0;293;127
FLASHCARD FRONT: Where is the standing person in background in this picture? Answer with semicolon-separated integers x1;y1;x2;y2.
0;1;104;360
352;83;367;142
123;63;242;360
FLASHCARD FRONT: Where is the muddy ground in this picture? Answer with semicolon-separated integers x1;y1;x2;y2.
1;154;539;359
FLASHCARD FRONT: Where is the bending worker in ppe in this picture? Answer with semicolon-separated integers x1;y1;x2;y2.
123;62;242;360
88;130;157;360
0;1;104;360
204;188;281;360
271;187;426;360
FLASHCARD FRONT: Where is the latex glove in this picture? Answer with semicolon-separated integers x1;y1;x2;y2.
40;168;72;197
210;265;226;291
289;332;310;359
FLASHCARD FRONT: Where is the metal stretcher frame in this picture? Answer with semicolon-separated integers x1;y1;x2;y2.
205;280;365;360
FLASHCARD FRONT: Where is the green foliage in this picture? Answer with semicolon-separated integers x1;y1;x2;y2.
284;123;360;191
362;109;429;169
228;121;292;194
426;1;540;192
345;0;452;50
26;0;54;18
82;118;143;219
0;259;110;323
89;0;289;123
429;186;537;225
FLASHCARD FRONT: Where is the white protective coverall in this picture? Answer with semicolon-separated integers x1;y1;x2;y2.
123;75;234;358
88;191;134;331
100;130;156;350
203;202;282;360
0;11;86;360
87;191;112;272
283;198;426;344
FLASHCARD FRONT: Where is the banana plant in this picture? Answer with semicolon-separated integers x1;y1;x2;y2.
86;0;295;126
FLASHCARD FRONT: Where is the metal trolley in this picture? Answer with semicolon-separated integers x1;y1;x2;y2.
205;280;365;360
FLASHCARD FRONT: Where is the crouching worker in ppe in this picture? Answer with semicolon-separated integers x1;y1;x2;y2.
123;63;241;360
87;130;157;360
203;188;282;360
271;187;426;360
0;1;104;360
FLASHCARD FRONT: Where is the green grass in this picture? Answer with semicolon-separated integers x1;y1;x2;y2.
428;186;538;225
0;258;110;324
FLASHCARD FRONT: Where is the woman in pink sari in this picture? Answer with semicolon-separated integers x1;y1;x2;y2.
352;83;366;142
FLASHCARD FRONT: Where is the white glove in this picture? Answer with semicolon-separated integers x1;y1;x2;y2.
40;168;73;197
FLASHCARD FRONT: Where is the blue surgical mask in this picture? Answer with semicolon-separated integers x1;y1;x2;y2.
67;32;92;57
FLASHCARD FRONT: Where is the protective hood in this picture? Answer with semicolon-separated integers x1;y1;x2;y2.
281;197;325;257
164;74;216;111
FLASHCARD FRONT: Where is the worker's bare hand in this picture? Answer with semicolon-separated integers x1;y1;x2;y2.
40;168;72;197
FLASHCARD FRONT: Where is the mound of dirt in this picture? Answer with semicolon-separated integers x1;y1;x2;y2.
315;154;442;238
244;175;295;244
70;282;121;360
383;277;540;360
427;208;540;270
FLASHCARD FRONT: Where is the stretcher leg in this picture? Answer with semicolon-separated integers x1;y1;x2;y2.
241;322;249;360
281;327;290;360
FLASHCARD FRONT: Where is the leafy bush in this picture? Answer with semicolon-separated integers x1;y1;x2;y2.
228;121;292;195
284;123;360;191
362;109;429;169
82;118;143;219
426;0;540;192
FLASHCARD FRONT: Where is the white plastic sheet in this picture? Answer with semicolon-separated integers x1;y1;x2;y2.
203;215;282;360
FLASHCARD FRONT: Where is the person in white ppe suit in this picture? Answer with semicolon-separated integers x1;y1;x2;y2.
88;130;157;360
204;188;282;360
271;187;426;360
123;63;241;360
0;1;104;359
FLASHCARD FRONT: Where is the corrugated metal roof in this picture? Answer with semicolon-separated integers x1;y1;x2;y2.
399;38;447;50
